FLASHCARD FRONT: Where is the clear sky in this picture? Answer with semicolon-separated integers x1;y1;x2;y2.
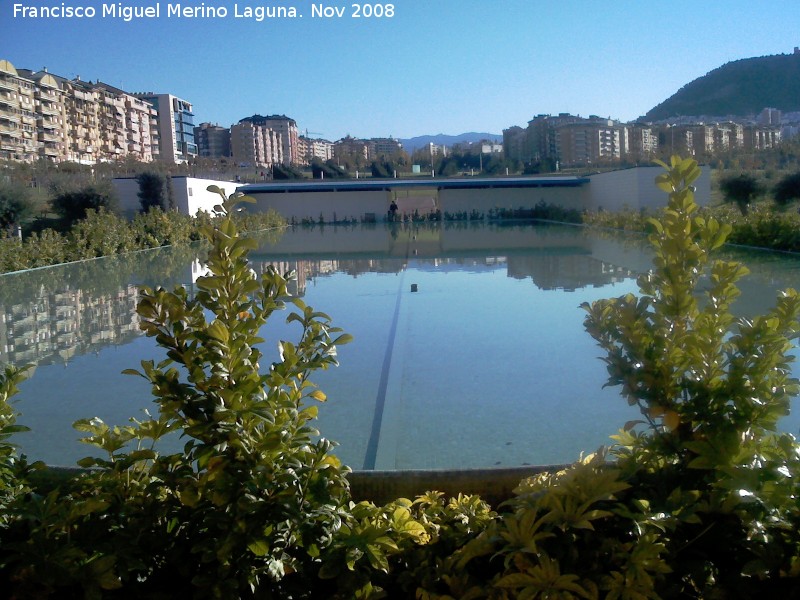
2;0;800;140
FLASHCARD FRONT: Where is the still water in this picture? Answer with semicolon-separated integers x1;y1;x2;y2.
3;222;799;470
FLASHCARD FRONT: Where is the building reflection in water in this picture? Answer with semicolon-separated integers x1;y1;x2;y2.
1;225;639;369
0;284;141;367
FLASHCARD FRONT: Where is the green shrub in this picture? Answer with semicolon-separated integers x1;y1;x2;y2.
0;188;350;598
0;365;34;527
376;157;800;600
68;209;138;258
136;171;174;212
0;203;285;275
773;171;800;206
131;207;196;247
719;172;761;215
0;181;36;232
581;156;800;595
51;184;118;224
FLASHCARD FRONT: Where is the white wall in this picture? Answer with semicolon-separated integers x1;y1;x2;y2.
587;165;711;211
236;166;711;223
243;185;592;223
112;176;240;218
438;186;589;215
176;177;241;216
243;190;391;223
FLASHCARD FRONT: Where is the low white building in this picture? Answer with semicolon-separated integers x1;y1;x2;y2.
112;176;241;218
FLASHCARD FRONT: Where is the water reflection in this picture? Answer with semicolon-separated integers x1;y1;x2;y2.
3;222;800;468
2;223;639;369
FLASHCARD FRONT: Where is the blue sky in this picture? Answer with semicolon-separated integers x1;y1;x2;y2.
2;0;800;140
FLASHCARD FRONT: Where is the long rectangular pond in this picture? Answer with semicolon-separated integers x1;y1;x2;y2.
3;221;799;470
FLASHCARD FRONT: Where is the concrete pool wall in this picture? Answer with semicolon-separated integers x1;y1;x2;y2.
111;166;711;223
237;166;710;223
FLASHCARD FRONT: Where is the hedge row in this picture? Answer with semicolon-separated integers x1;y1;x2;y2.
0;208;285;275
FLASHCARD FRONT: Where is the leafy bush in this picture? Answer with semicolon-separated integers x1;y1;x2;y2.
0;205;285;275
0;182;35;232
719;172;761;215
0;188;352;598
69;209;138;258
272;164;305;180
0;365;34;527
370;161;396;178
131;207;198;247
136;171;174;212
51;184;118;224
310;159;350;180
581;157;800;594
773;171;800;206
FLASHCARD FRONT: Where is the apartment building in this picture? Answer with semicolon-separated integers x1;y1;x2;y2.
298;136;333;164
0;59;175;164
451;140;502;155
91;82;157;163
237;114;298;166
554;118;626;167
13;67;68;163
627;124;659;162
122;93;158;162
502;126;527;162
134;93;197;163
333;136;371;162
0;60;39;162
371;137;403;157
744;125;781;150
426;142;447;158
194;122;231;158
230;119;283;167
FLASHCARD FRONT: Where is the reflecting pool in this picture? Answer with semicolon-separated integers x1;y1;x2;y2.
3;221;800;469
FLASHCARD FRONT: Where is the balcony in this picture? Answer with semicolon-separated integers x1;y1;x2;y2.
0;78;16;92
39;104;61;116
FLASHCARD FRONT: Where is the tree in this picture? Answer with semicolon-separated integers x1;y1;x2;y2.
51;184;118;223
370;161;396;178
719;172;760;215
0;182;35;232
773;171;800;206
312;159;349;179
271;164;304;180
136;172;174;212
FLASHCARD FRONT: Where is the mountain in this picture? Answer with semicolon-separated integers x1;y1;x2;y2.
644;52;800;121
399;132;502;154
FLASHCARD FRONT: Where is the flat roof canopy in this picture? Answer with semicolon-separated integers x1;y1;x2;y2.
240;176;590;194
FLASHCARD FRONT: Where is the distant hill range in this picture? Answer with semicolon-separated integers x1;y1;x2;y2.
399;132;502;154
645;51;800;121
